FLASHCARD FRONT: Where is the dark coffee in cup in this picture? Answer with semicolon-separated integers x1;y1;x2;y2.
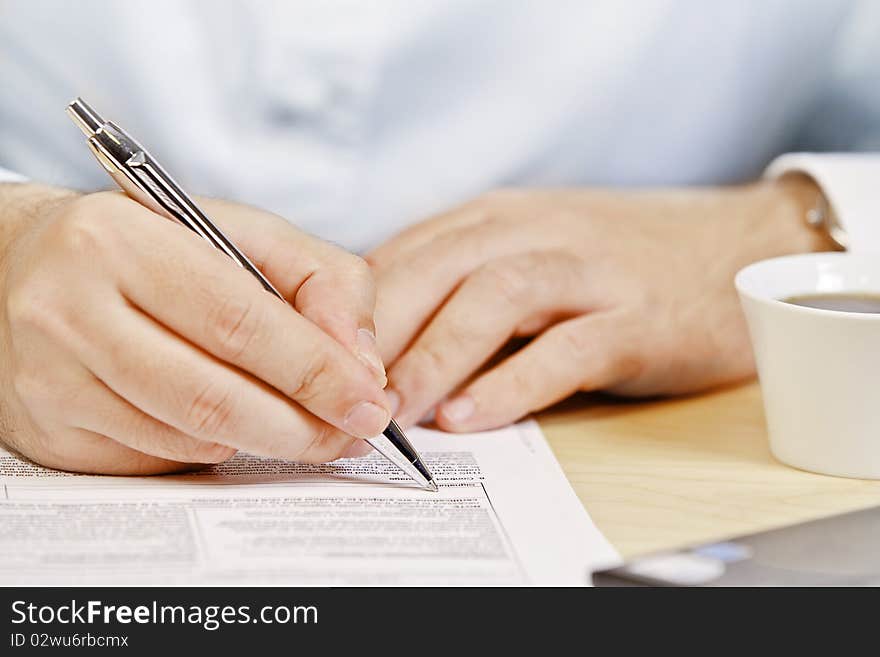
784;293;880;314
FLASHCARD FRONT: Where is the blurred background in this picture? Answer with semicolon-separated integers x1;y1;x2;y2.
1;0;878;251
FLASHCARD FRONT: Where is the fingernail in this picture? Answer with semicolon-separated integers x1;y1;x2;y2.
386;388;401;416
341;440;374;459
441;395;475;425
356;328;387;386
344;401;390;439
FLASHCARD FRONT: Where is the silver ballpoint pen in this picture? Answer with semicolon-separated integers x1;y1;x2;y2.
66;97;438;492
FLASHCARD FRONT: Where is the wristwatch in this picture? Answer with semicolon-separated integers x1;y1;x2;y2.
765;152;880;254
803;183;847;250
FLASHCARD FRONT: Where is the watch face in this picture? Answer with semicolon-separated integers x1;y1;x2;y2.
806;190;846;250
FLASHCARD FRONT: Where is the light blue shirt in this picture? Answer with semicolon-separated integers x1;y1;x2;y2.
1;0;878;252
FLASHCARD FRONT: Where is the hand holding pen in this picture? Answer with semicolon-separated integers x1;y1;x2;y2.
0;99;435;490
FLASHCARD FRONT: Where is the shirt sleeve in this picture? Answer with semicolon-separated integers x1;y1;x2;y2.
764;152;880;253
0;166;27;183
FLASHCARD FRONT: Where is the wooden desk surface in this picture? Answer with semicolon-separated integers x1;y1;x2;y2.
538;382;880;560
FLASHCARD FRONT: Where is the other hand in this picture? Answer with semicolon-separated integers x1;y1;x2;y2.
369;178;835;431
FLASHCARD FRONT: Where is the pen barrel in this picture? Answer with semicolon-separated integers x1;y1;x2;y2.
129;158;286;299
84;121;286;301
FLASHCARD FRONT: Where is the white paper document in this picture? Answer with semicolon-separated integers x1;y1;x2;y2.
0;421;618;585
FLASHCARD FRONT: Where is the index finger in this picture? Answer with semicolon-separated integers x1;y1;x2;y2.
196;199;387;385
112;200;392;440
373;219;546;363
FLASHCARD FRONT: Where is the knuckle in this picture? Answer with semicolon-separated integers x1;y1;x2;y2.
104;333;138;382
11;368;52;407
209;296;263;360
336;254;376;296
6;279;86;348
5;283;51;331
442;319;480;347
132;415;237;465
53;196;117;256
183;382;238;437
289;351;332;403
293;424;341;463
610;340;644;381
413;340;447;370
508;366;535;399
344;254;372;280
481;259;532;305
317;242;371;278
559;325;594;362
182;440;237;465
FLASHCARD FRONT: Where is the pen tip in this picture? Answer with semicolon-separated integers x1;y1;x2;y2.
425;480;439;493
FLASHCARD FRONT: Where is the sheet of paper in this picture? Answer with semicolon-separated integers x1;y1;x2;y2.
0;421;619;585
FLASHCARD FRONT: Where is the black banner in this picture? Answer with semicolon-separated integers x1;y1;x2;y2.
0;586;865;653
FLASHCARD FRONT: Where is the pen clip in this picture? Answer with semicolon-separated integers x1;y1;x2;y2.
86;137;118;174
122;149;287;300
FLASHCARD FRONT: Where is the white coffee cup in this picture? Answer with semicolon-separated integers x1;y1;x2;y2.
736;252;880;479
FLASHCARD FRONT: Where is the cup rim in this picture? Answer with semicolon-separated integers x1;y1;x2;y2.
735;252;880;320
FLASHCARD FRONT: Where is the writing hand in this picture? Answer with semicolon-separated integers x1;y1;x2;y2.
0;185;389;473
